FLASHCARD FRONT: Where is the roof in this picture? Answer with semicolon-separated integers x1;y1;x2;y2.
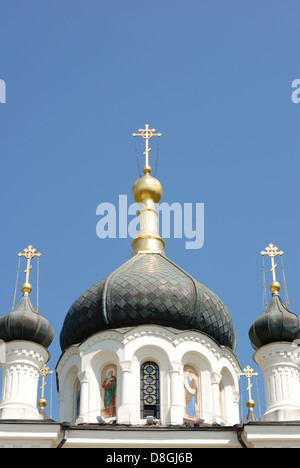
249;293;300;350
60;253;236;352
0;294;54;349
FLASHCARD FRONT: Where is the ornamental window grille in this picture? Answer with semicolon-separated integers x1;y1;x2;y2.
141;362;160;419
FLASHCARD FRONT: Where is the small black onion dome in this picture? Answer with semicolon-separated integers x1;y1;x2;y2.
0;294;54;349
60;253;237;352
249;293;300;350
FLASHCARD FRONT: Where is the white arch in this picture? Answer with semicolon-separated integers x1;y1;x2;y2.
89;350;120;423
219;366;240;425
131;344;171;425
181;350;214;422
58;364;80;423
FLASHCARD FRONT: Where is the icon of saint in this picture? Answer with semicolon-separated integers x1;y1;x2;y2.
102;368;117;418
184;369;198;418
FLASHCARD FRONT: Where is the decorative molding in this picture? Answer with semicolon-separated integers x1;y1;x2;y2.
57;326;241;376
119;360;132;373
6;348;45;362
56;346;80;373
77;370;90;384
211;372;222;385
169;361;181;373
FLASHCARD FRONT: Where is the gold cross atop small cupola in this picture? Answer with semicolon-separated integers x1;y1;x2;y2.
261;243;284;293
18;245;41;295
132;124;162;172
38;364;54;413
240;365;258;410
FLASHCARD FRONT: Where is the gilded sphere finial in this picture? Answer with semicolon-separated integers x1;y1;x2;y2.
21;282;32;295
38;397;47;409
143;165;151;175
246;399;256;409
132;170;163;204
270;281;281;293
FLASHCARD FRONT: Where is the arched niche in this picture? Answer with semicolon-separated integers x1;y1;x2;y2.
132;344;171;424
58;365;80;424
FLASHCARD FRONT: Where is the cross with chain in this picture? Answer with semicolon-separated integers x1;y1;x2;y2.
240;365;258;403
40;364;54;399
260;243;284;282
132;124;162;168
18;245;41;284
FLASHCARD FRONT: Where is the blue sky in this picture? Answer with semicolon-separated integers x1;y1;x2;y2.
0;0;299;422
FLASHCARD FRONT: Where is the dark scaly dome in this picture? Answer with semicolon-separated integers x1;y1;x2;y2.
249;292;300;350
60;253;236;352
0;294;54;349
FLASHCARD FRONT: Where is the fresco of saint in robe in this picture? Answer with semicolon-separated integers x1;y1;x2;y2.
101;365;117;418
183;366;200;419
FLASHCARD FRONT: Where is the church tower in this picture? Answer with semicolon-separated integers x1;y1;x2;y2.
0;246;54;420
249;244;300;421
57;125;241;426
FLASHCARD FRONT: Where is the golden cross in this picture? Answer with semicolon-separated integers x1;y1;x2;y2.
261;243;284;282
18;245;41;284
40;364;54;399
240;365;258;403
132;124;162;168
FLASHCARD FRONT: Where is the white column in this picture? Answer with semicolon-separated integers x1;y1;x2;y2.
169;361;183;425
0;341;49;420
76;370;90;424
232;389;241;424
211;372;222;423
57;391;66;423
118;360;133;424
254;342;300;421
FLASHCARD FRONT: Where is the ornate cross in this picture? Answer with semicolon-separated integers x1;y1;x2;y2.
18;245;41;284
240;365;258;403
260;243;284;282
132;124;162;168
40;364;53;399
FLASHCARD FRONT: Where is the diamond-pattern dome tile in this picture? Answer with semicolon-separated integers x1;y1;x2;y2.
60;253;236;352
